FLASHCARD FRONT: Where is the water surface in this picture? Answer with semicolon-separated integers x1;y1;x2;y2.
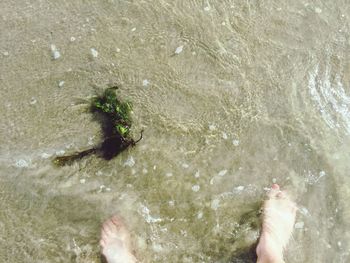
1;0;350;262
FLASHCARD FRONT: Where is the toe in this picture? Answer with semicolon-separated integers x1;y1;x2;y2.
272;184;280;190
102;223;112;237
111;216;124;229
102;220;119;239
268;184;281;198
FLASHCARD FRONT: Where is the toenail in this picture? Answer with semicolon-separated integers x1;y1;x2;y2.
272;184;280;190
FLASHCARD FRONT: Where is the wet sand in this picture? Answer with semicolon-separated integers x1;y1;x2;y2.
1;0;350;262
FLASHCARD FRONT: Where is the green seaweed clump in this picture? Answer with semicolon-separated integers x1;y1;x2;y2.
92;87;132;138
53;87;142;166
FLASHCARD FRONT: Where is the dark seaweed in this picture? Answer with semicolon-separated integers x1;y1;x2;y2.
53;87;142;166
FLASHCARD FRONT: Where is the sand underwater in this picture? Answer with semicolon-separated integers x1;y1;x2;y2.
1;0;350;262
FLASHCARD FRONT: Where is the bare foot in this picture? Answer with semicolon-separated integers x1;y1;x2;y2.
100;215;137;263
256;184;297;263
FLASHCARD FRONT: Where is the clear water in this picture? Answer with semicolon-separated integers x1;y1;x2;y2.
1;0;350;262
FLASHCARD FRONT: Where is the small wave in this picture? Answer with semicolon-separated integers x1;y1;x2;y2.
308;62;350;134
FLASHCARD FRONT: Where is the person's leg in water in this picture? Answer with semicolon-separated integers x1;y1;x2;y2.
99;184;296;263
256;184;297;263
100;215;137;263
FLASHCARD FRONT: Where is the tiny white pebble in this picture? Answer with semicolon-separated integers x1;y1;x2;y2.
182;163;189;169
197;211;203;219
319;171;326;177
234;185;245;191
299;207;310;216
15;159;29;168
341;14;345;18
90;48;98;58
194;170;200;178
30;97;37;105
209;124;216;131
315;7;322;13
192;51;196;55
124;156;135;167
106;187;111;192
98;185;106;193
58;81;65;88
294;222;304;229
232;139;240;146
50;44;61;59
53;50;61;60
221;22;226;26
204;6;210;11
272;178;277;183
55;150;65;156
337;241;342;247
80;179;86;184
169;200;175;206
222;132;228;139
218;170;227;176
142;79;149;86
96;171;103;176
70;36;76;42
166;172;173;177
131;27;136;32
88;136;94;146
192;185;200;192
175;45;184;54
116;48;121;52
288;143;292;146
41;153;52;159
209;177;215;185
142;168;148;174
3;51;9;56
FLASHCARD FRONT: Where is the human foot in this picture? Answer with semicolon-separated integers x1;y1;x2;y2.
100;215;137;263
256;184;297;263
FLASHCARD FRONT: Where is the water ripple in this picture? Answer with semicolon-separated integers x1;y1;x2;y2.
308;62;350;134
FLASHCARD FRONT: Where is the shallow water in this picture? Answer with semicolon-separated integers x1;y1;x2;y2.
1;0;350;262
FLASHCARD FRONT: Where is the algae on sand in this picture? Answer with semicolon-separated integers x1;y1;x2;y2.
53;87;142;166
